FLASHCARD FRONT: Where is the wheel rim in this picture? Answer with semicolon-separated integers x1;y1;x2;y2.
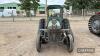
91;20;100;33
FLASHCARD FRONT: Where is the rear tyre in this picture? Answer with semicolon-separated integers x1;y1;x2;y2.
88;15;100;35
62;19;70;29
39;19;47;44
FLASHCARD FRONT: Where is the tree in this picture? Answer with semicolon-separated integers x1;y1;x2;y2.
64;0;95;15
65;0;94;9
19;0;39;17
92;1;100;9
31;0;40;16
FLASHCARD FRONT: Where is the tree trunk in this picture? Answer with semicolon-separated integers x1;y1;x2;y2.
82;9;84;16
34;10;36;17
25;10;31;17
82;9;86;20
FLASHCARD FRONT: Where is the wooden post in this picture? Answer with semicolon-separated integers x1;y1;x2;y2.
45;0;47;19
12;10;14;22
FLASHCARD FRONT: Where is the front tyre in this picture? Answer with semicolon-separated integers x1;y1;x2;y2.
88;15;100;35
67;34;74;52
36;33;42;52
36;19;45;52
64;33;74;53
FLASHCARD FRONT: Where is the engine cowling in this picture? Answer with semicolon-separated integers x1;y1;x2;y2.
47;19;61;30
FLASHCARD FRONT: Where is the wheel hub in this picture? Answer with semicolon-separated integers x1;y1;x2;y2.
92;20;100;32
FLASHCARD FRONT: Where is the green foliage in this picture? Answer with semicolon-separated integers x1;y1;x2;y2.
93;2;100;9
19;0;40;17
32;0;40;10
64;0;100;10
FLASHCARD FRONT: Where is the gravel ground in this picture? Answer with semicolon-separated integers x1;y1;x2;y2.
0;17;100;56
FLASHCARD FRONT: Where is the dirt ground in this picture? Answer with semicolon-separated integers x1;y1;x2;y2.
0;17;100;56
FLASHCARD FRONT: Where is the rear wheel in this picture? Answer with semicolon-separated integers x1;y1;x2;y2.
62;19;70;29
88;15;100;35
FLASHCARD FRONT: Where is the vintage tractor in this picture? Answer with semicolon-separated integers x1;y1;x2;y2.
88;14;100;35
36;5;74;52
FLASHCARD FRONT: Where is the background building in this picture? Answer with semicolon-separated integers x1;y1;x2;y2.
0;2;20;16
37;4;45;16
0;2;46;17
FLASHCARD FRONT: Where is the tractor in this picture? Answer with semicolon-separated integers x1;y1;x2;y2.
88;13;100;35
36;5;74;52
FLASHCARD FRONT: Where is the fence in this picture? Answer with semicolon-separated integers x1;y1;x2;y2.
0;16;45;22
0;9;99;22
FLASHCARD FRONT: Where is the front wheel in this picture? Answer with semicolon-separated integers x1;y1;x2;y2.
36;33;42;52
64;33;74;53
36;19;45;52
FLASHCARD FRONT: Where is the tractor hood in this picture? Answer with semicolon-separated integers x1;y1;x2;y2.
47;19;61;30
